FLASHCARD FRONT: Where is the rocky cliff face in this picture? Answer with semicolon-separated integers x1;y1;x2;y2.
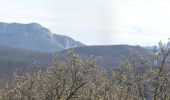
0;22;84;52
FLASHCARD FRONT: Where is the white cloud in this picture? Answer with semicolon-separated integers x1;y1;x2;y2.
111;0;170;46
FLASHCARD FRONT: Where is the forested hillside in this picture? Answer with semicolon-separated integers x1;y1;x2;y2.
0;44;150;79
0;44;52;78
57;45;150;68
0;42;169;100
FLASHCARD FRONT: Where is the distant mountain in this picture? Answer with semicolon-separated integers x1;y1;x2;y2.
0;22;84;52
56;45;150;68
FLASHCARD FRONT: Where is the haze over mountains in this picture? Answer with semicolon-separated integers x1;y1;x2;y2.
0;22;84;52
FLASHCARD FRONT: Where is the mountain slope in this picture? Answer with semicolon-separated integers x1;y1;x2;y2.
0;44;52;78
0;22;84;52
56;45;150;68
0;44;150;78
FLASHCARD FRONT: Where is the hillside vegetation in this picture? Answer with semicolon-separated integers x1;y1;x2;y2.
0;44;52;78
57;45;150;68
0;44;149;79
0;42;169;100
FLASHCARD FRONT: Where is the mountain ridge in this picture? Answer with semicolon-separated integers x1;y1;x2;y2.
0;22;84;52
56;45;150;68
0;44;151;78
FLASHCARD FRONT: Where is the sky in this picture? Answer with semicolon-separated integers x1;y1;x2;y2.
0;0;170;46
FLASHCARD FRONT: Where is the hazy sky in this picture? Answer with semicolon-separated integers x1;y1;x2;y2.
0;0;170;46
